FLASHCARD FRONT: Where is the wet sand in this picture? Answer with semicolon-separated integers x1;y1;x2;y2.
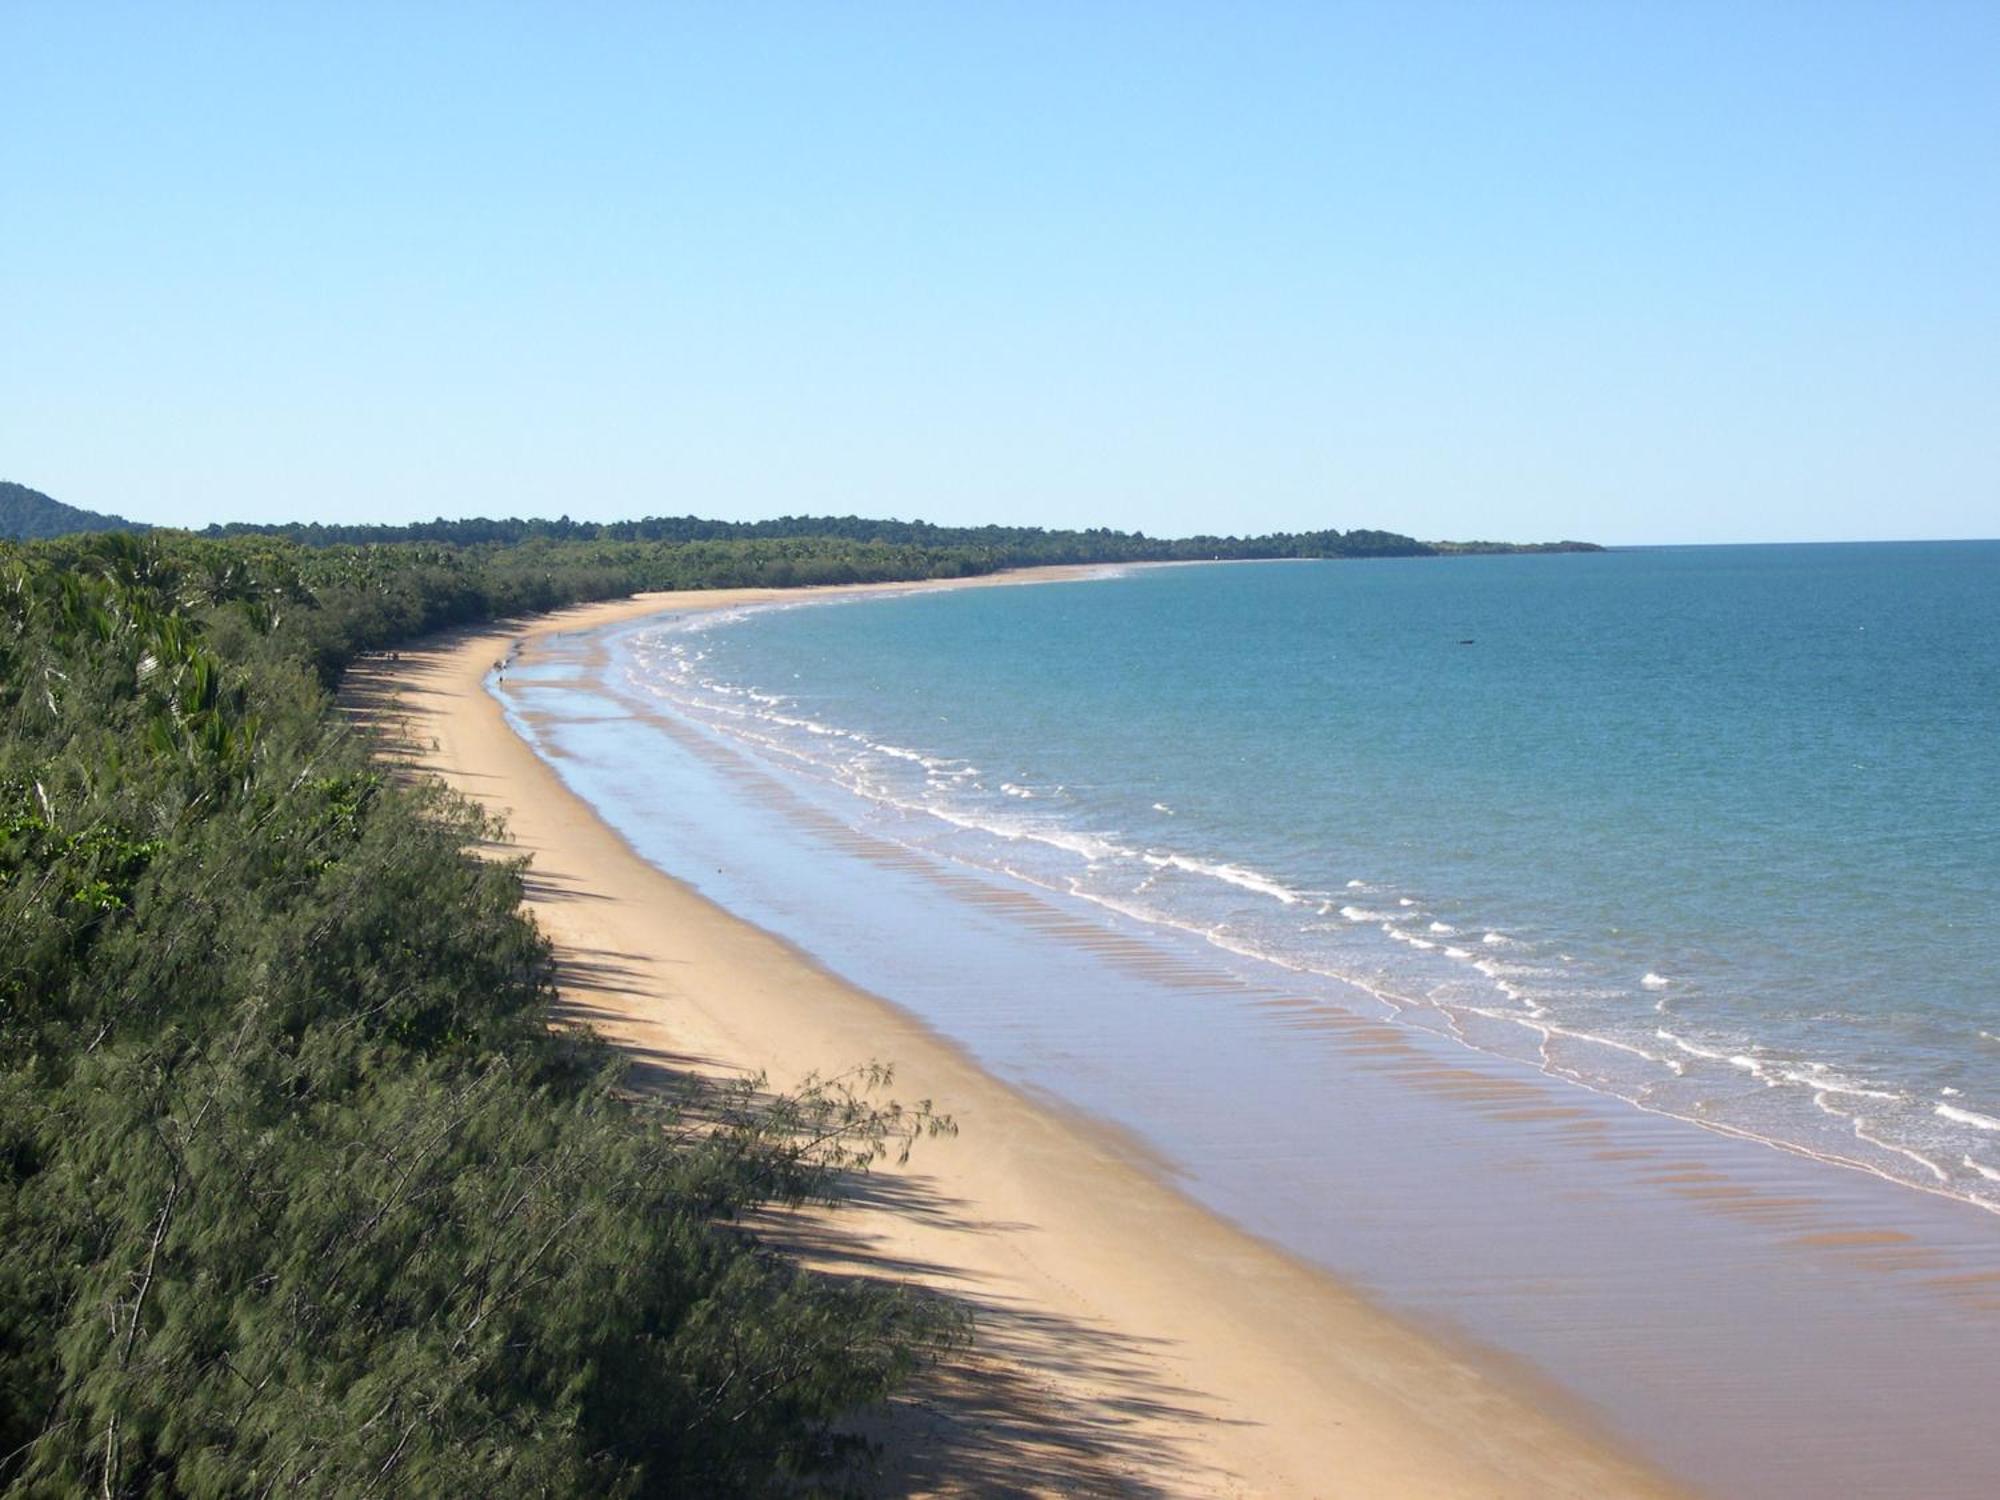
342;571;1684;1498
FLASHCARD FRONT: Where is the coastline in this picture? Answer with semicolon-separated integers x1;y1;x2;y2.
341;569;1687;1498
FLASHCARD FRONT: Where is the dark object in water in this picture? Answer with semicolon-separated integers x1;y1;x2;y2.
1458;638;1476;645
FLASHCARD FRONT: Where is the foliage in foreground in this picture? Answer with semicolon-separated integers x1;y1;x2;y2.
0;532;963;1496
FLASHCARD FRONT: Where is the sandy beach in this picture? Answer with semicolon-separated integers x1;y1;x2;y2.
341;570;1686;1499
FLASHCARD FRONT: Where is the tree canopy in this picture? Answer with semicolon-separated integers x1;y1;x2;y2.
0;530;962;1495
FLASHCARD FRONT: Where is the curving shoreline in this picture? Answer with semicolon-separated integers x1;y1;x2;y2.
343;570;1686;1499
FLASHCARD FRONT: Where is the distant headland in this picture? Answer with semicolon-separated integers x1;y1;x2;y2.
0;480;149;541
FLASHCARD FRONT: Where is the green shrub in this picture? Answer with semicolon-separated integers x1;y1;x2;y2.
0;534;962;1496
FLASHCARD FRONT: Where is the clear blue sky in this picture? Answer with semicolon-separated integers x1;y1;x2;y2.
4;2;1994;543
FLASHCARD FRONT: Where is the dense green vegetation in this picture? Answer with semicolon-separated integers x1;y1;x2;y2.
0;531;965;1496
0;482;147;542
200;510;1600;559
199;511;1452;559
7;476;1601;561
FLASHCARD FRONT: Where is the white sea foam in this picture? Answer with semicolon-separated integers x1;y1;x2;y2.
612;596;2000;1220
1655;1032;1902;1103
1849;1116;1952;1182
1535;1021;1680;1070
1033;827;1126;863
1780;1065;1898;1102
1152;854;1304;905
771;712;842;738
1657;1030;1729;1063
1938;1104;2000;1132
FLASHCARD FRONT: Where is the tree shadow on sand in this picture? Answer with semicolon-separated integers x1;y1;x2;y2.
542;932;1249;1494
758;1171;1245;1497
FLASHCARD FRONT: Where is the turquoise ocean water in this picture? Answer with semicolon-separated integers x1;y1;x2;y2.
620;545;2000;1212
499;543;2000;1495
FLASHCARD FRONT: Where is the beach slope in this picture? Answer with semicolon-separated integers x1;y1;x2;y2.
342;575;1685;1499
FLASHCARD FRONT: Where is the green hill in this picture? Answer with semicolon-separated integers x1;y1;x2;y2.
0;480;148;540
